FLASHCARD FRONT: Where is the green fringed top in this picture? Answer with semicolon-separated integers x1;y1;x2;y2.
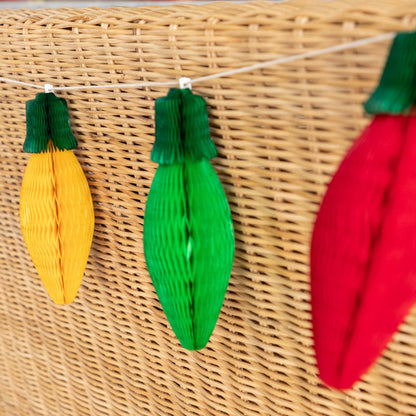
152;88;217;164
24;92;77;153
364;31;416;115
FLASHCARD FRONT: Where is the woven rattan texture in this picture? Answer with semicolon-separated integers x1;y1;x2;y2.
0;1;415;415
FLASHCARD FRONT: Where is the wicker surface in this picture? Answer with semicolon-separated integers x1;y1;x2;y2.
0;1;415;415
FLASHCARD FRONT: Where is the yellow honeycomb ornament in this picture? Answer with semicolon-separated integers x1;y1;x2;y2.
20;92;94;304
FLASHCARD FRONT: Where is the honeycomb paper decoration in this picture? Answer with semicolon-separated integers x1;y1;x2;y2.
311;32;416;389
144;88;235;350
20;92;94;305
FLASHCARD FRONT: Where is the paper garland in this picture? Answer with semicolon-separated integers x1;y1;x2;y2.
18;31;416;366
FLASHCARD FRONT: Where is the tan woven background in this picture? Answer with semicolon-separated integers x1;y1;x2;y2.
0;1;416;415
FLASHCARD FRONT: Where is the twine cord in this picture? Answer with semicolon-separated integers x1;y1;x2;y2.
0;32;395;92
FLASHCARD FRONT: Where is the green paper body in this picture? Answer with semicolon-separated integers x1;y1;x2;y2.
364;31;416;115
144;88;234;350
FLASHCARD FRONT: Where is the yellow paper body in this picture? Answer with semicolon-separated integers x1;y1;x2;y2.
20;146;94;304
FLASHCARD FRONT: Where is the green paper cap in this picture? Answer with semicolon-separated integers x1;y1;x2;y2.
364;31;416;115
23;92;77;153
151;88;217;165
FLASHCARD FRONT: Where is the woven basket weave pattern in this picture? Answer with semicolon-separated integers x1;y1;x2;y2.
0;1;415;415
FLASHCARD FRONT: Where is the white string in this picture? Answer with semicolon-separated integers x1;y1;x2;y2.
0;77;44;89
55;80;178;91
0;32;395;92
192;32;396;84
